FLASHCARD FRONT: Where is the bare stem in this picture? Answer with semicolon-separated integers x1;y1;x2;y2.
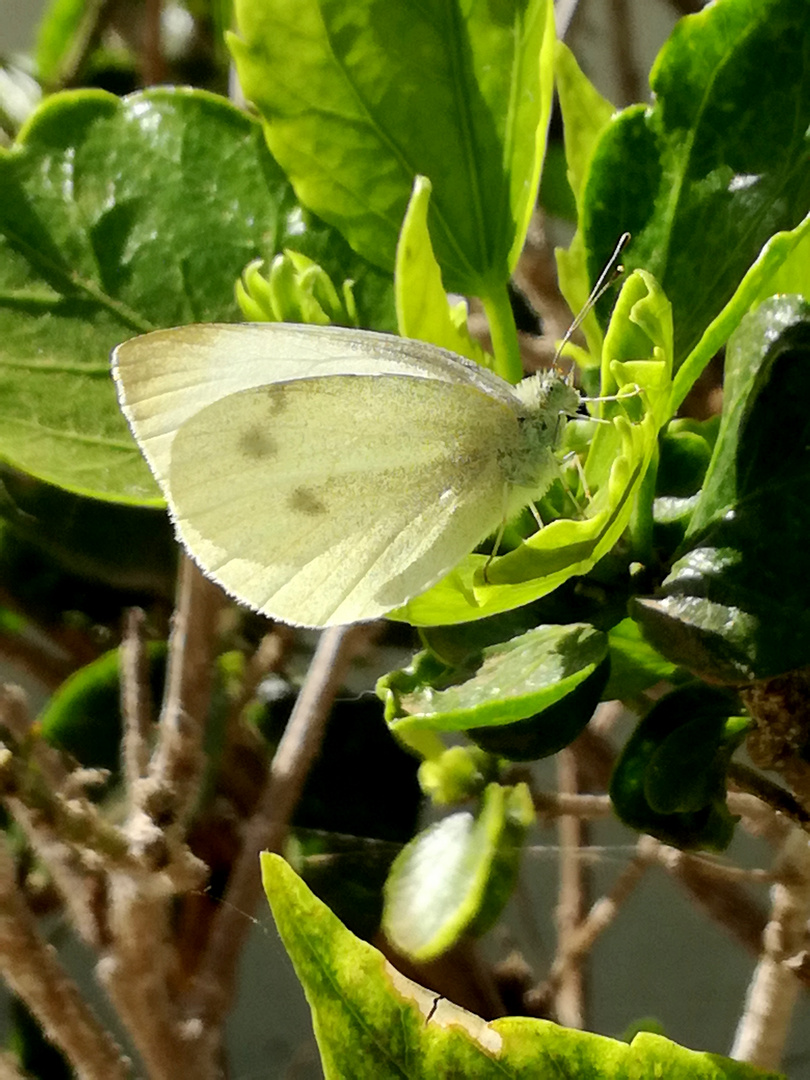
0;687;116;945
742;669;810;815
141;0;167;84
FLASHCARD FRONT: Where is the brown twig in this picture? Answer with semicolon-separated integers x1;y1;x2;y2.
608;0;644;105
0;687;110;946
184;623;368;1029
101;866;211;1080
728;762;810;832
731;826;810;1070
136;557;223;846
532;791;612;820
530;782;774;957
553;747;590;1028
0;1052;27;1080
99;560;220;1079
742;669;810;816
0;834;128;1080
528;836;653;1012
142;0;167;85
119;608;153;793
512;213;579;369
644;837;768;957
0;630;72;695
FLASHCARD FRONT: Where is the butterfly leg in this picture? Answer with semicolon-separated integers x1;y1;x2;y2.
559;450;589;514
482;518;507;582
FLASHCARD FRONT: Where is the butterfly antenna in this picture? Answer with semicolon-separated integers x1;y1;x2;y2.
554;231;631;379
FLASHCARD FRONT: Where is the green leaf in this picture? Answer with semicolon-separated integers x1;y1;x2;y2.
603;618;682;702
417;745;493;805
554;43;615;207
236;251;359;326
468;657;608;761
392;270;672;626
537;142;576;223
381;623;607;747
635;296;810;682
394;175;488;366
261;852;785;1079
35;0;101;85
0;87;393;504
229;0;556;297
582;0;810;372
657;417;718;498
554;40;615;360
382;782;533;960
610;684;743;851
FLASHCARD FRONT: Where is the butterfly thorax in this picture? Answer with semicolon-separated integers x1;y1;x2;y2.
490;371;580;509
515;370;580;425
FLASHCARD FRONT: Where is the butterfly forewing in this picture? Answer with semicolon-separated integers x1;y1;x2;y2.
167;374;522;625
112;323;518;484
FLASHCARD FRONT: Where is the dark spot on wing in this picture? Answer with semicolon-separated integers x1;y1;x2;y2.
238;424;277;459
288;486;327;517
257;384;289;415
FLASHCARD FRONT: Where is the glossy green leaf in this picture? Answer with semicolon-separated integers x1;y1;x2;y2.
468;656;608;761
381;623;606;745
0;87;393;503
395;176;487;366
382;782;533;960
229;0;556;296
392;270;672;626
261;852;785;1079
582;0;810;372
635;296;810;682
610;684;743;850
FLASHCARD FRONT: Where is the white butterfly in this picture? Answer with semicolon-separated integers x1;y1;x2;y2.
112;324;580;627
